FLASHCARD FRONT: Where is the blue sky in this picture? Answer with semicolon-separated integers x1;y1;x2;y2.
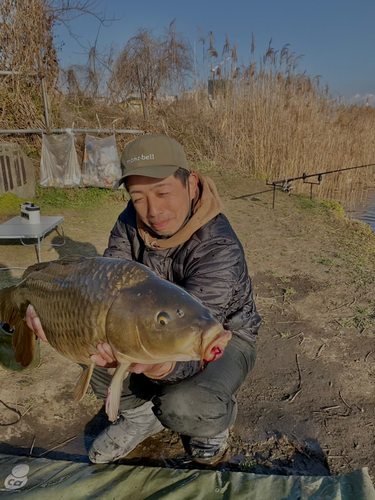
54;0;375;101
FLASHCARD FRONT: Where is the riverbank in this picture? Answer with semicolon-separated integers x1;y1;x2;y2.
1;175;375;478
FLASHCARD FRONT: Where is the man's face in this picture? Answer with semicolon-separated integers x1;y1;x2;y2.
127;172;198;237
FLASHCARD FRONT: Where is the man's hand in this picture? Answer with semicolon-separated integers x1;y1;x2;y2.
91;342;175;379
91;343;117;369
25;304;48;343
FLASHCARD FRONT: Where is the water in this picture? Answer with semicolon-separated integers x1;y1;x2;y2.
349;190;375;232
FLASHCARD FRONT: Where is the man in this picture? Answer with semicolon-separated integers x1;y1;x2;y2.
27;134;261;465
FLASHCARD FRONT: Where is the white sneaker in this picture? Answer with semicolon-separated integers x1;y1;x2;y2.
88;401;164;464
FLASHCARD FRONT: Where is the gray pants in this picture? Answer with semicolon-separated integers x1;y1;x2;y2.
90;335;256;438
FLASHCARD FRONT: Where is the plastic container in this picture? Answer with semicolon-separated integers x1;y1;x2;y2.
20;201;41;224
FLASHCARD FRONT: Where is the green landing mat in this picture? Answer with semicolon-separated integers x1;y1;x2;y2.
0;453;374;500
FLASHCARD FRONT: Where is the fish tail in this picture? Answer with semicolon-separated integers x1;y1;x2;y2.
105;362;130;422
74;363;95;403
0;286;35;367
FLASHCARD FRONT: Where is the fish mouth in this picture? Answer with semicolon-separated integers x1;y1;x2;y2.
201;326;232;366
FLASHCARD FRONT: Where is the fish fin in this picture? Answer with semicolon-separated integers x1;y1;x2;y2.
73;363;95;403
58;256;87;266
12;319;35;367
0;286;34;367
22;261;53;279
105;362;130;422
22;257;86;280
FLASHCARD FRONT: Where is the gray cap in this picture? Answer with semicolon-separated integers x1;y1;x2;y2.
113;134;190;191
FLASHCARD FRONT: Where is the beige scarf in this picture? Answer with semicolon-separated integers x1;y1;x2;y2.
137;173;223;250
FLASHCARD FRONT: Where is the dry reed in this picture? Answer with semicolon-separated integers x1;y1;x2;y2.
37;78;375;208
2;12;375;207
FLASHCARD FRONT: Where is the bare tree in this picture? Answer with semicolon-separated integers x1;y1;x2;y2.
0;0;115;131
0;0;114;79
0;0;58;81
108;21;193;104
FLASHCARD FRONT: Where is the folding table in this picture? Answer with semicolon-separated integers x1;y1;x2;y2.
0;216;65;262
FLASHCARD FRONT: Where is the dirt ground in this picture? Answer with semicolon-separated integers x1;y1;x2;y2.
1;175;375;479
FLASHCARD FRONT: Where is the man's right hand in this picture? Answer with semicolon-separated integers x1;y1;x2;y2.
26;304;48;343
91;343;118;368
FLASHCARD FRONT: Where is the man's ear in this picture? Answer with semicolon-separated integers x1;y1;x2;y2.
188;172;199;201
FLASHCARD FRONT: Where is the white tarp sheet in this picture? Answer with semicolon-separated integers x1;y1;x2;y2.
82;135;121;188
40;133;81;188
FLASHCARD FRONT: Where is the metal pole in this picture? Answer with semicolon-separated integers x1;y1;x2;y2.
0;71;38;76
271;162;375;186
0;128;142;135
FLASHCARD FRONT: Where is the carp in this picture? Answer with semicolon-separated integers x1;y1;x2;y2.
0;256;231;422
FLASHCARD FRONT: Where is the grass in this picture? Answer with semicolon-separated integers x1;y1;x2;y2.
315;254;338;267
35;185;128;210
256;297;277;307
193;160;218;174
279;277;291;283
19;398;36;408
296;195;347;217
0;193;27;214
84;392;98;401
239;459;256;472
0;186;128;216
340;307;375;331
296;196;317;211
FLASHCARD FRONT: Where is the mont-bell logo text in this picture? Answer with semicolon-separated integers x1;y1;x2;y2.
127;154;155;164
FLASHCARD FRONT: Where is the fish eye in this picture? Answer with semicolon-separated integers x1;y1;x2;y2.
157;312;170;326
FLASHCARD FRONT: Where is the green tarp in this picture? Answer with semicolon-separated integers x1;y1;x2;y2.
0;453;374;499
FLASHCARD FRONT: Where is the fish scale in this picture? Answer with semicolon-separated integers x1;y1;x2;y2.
0;256;230;422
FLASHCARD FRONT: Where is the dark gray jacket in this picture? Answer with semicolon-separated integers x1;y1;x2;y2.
104;201;261;383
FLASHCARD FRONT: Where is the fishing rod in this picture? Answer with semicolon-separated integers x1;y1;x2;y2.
266;162;375;209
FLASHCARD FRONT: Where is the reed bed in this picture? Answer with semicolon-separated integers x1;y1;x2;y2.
2;5;375;208
5;75;375;209
155;77;375;208
13;78;375;209
56;50;375;208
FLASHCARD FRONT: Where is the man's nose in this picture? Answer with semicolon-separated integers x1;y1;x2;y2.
147;198;163;218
